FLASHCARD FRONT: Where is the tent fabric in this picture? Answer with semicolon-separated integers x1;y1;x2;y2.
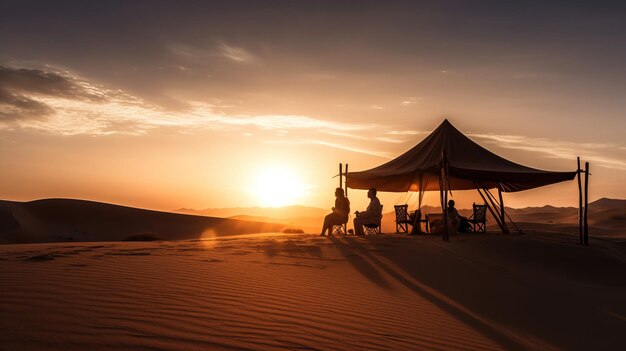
346;119;577;193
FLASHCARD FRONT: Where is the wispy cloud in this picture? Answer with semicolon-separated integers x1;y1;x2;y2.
168;41;256;64
265;139;391;159
0;65;106;121
6;65;621;171
0;65;375;139
387;130;426;136
469;132;626;171
217;42;255;63
400;97;421;106
219;114;369;131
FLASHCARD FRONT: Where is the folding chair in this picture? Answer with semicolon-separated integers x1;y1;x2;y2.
363;205;383;235
332;218;349;235
394;204;412;233
468;203;487;232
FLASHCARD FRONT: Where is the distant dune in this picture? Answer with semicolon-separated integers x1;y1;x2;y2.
178;198;626;237
175;205;329;219
376;199;626;237
175;205;329;233
0;199;286;244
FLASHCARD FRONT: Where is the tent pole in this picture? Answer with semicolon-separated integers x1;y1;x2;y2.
483;185;521;233
584;162;589;245
345;164;349;199
497;186;510;234
339;163;343;189
475;185;504;232
482;187;505;231
577;157;583;244
439;166;448;241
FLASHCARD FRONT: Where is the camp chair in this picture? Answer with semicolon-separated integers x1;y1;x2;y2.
363;205;383;235
468;203;487;232
332;218;349;235
394;205;412;233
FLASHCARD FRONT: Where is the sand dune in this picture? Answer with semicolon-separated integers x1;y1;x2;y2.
175;205;329;220
2;197;624;245
0;199;286;244
1;233;625;350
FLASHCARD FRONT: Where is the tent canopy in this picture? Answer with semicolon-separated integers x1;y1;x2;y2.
346;119;577;193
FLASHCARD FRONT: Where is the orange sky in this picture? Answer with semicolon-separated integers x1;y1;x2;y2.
1;1;625;212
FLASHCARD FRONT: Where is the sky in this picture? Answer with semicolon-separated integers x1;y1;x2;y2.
1;0;625;212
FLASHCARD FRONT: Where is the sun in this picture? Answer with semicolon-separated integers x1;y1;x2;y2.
251;167;308;207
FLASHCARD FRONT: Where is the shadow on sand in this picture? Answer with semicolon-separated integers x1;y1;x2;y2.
329;234;626;351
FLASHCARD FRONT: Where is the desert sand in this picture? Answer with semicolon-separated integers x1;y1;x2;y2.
1;232;625;350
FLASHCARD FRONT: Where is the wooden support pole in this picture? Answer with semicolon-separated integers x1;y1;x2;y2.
439;167;449;241
345;164;349;198
497;186;509;234
584;162;589;245
339;163;343;189
577;157;583;244
344;163;348;235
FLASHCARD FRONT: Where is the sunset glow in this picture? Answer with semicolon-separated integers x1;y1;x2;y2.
0;1;624;212
250;168;308;207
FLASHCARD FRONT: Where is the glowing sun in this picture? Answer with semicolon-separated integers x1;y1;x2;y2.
251;167;307;207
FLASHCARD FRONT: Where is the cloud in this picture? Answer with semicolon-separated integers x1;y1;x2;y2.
218;42;255;63
0;88;53;121
0;65;377;137
400;97;420;106
265;139;391;159
7;65;619;170
168;41;256;64
469;132;626;171
0;66;107;121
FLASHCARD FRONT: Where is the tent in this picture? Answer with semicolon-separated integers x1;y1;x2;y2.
345;119;578;239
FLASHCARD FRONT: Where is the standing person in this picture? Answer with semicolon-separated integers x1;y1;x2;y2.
320;188;350;236
353;188;382;236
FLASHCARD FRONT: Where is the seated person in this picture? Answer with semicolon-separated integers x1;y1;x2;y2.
320;188;350;236
353;188;382;236
447;200;469;233
408;209;424;235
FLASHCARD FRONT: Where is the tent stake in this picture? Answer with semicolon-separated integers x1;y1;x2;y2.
577;157;583;244
584;162;589;245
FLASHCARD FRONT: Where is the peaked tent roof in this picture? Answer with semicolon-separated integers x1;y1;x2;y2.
346;119;577;193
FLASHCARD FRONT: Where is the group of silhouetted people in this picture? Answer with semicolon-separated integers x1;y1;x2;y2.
320;188;468;236
320;187;382;236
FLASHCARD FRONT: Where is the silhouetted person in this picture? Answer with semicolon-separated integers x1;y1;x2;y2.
320;188;350;236
447;199;468;233
353;188;382;236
